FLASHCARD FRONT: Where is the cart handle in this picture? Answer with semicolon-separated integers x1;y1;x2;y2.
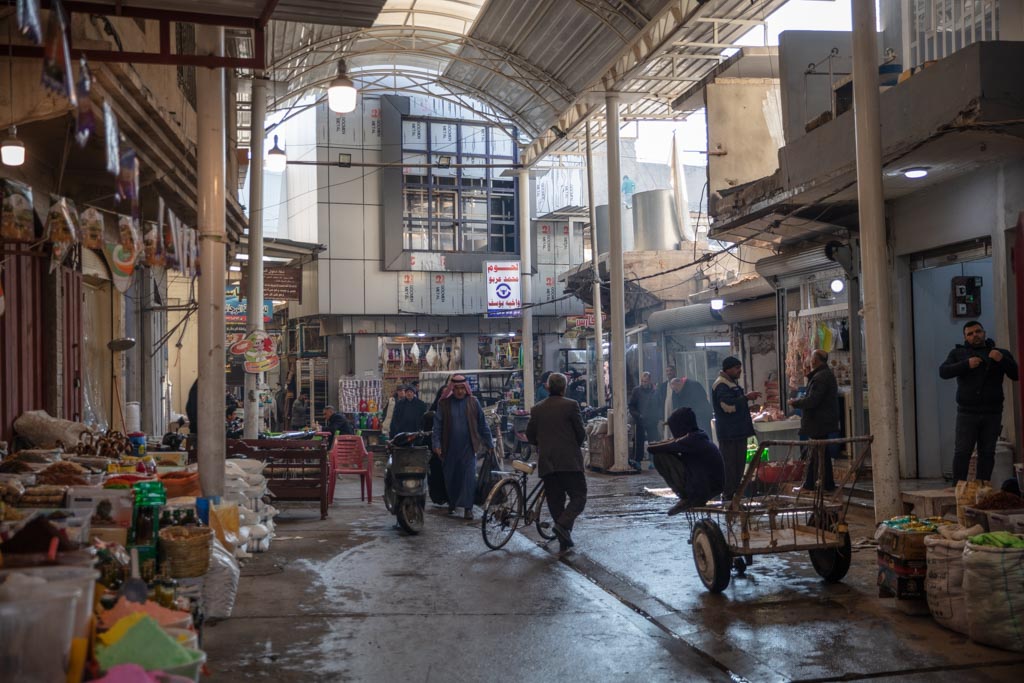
758;435;873;448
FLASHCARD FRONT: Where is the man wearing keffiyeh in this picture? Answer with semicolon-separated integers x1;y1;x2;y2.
432;375;493;520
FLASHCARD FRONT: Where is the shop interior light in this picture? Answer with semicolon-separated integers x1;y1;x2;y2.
830;278;845;293
695;341;731;347
710;287;724;311
1;127;24;167
327;60;358;114
508;332;516;337
265;135;287;172
416;332;427;337
902;166;929;179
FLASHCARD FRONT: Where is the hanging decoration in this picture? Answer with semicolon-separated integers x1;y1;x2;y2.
17;0;43;45
103;101;120;176
102;214;139;292
74;58;97;147
234;330;280;374
163;206;179;271
115;149;139;210
1;179;35;242
79;207;104;249
142;220;164;267
41;0;76;106
45;195;79;272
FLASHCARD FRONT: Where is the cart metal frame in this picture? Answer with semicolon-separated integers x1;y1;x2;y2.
685;435;874;592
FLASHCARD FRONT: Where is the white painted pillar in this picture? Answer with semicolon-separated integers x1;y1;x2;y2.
518;169;535;408
605;95;629;472
196;26;227;497
585;121;606;407
244;77;267;439
852;1;901;521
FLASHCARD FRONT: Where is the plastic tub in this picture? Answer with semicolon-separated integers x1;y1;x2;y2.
159;648;206;682
163;626;199;651
0;584;81;681
0;565;99;639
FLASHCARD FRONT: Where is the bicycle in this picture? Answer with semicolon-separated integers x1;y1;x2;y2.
481;459;556;550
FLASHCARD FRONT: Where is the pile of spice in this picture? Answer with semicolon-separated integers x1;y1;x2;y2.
973;491;1024;511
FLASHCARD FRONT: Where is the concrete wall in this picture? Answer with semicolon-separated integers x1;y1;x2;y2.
706;79;783;197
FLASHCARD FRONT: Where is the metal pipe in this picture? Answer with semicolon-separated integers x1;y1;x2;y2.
518;169;535;409
585;122;606;407
283;160;522;169
847;238;865;436
851;0;901;522
605;94;629;472
196;25;227;498
243;76;267;439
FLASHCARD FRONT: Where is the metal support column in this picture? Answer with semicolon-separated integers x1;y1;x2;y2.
852;0;901;521
244;76;267;439
196;25;227;497
847;237;866;435
518;169;535;409
605;94;629;472
585;122;606;407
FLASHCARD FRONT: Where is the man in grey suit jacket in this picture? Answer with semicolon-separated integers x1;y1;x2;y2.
527;372;588;553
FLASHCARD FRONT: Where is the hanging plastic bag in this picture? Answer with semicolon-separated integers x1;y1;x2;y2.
41;0;76;106
79;207;105;249
45;195;79;272
17;0;43;45
74;58;97;146
103;101;120;176
1;179;35;242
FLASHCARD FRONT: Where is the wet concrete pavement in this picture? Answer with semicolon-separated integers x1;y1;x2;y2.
203;471;1024;682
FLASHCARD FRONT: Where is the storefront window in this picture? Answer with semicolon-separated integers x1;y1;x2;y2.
401;117;518;253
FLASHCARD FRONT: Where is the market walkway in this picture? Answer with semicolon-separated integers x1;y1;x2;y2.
204;473;1024;682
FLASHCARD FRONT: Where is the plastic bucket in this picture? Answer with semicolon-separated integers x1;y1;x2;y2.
159;647;206;682
0;565;98;639
0;585;81;681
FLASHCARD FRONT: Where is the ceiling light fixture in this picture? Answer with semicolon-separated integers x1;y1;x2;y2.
710;287;724;311
265;135;287;172
327;60;357;114
902;166;929;179
3;22;24;167
830;278;845;293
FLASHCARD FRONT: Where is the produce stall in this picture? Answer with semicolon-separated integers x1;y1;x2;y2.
0;409;280;680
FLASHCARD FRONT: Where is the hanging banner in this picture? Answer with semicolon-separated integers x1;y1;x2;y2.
225;284;272;324
229;330;280;374
240;266;302;301
485;260;521;318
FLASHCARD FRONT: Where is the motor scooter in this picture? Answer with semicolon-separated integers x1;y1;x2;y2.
383;431;432;534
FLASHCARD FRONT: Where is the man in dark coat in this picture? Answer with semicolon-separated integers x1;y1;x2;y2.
322;405;354;449
662;376;713;437
432;374;493;519
789;349;840;491
712;356;760;499
290;391;310;430
390;385;428;438
526;372;588;553
649;407;725;516
939;320;1019;482
628;372;661;470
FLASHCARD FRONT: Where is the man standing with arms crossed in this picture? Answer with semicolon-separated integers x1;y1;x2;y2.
527;372;588;554
940;321;1018;483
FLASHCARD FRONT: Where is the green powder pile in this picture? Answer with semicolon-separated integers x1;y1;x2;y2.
95;615;198;672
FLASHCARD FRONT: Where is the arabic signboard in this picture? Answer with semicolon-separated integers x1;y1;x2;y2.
485;260;521;318
225;284;272;325
240;266;302;301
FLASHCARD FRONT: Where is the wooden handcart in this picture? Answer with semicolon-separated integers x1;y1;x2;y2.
686;435;873;593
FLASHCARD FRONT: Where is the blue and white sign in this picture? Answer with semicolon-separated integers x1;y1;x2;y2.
485;261;521;318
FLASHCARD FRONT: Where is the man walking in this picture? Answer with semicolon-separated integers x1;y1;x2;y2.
939;321;1018;483
788;349;840;491
649;407;725;516
432;375;493;520
628;372;661;470
712;356;760;500
526;373;588;553
390;384;428;438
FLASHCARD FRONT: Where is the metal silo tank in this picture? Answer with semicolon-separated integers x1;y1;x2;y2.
632;189;681;251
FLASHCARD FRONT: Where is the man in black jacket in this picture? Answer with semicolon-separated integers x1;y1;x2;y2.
649;407;725;516
789;349;840;491
712;356;760;500
527;372;588;553
390;385;428;438
322;405;354;449
939;321;1019;483
628;372;661;470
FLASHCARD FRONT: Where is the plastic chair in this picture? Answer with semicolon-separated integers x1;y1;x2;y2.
330;435;373;503
316;432;340;503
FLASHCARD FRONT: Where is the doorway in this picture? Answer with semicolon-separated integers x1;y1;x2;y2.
911;256;994;479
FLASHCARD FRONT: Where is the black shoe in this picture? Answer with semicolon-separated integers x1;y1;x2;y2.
552;523;574;549
557;541;573;555
667;499;691;516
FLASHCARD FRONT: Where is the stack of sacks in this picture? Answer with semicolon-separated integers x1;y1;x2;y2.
223;460;278;555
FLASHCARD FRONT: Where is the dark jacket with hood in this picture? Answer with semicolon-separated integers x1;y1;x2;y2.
939;338;1018;414
790;365;839;438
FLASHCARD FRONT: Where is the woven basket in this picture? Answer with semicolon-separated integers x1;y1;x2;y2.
159;526;213;578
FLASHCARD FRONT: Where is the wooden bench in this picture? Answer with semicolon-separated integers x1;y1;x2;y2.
227;439;331;519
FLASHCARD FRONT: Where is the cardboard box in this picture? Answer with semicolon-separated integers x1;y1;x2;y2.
877;550;927;599
876;526;929;561
65;487;133;528
91;525;128;546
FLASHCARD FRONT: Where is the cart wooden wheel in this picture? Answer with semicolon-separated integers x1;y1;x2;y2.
808;512;852;583
691;520;731;593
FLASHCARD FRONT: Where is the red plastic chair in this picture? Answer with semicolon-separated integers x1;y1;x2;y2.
316;432;339;503
330;435;373;503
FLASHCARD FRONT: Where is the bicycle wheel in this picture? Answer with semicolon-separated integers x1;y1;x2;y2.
481;478;523;550
534;488;556;540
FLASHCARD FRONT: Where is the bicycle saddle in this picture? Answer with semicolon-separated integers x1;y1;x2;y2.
511;460;536;474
